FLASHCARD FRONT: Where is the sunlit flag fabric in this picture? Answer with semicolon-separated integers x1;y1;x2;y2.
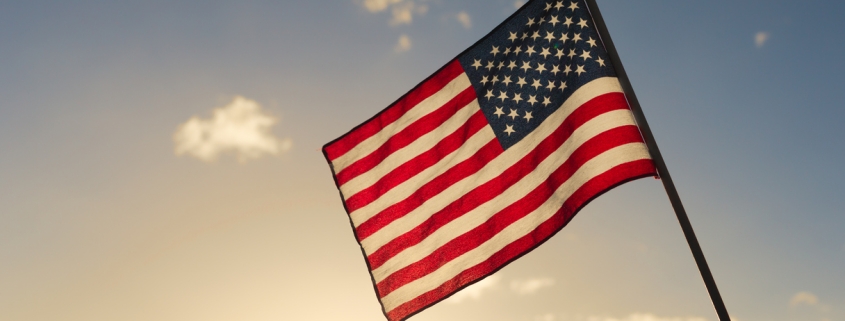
323;1;657;320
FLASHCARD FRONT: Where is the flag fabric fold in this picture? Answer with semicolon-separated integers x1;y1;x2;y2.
323;1;657;320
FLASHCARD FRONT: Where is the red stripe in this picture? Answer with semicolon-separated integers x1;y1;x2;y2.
375;126;646;296
344;111;489;212
324;61;465;161
355;139;503;240
336;87;477;186
385;159;657;321
363;93;630;270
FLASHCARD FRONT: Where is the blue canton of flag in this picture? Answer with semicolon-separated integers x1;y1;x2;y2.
458;0;615;149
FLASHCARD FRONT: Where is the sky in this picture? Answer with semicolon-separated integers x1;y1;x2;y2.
1;0;844;321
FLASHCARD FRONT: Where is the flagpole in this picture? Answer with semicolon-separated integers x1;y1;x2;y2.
583;1;732;320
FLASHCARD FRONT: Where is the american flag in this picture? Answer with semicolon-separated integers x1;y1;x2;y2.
323;1;657;320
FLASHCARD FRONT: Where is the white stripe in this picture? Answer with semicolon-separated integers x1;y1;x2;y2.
339;100;481;198
357;77;624;250
347;125;495;226
332;74;472;173
350;77;623;232
381;142;652;312
370;109;638;282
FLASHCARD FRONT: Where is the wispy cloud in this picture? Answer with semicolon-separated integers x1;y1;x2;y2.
395;34;412;53
510;277;555;295
361;0;428;26
755;32;770;48
362;0;401;13
392;1;428;25
790;291;819;307
456;11;472;29
174;96;291;162
444;274;501;304
789;291;836;316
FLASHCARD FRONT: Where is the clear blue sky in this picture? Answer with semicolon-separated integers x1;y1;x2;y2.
1;1;843;321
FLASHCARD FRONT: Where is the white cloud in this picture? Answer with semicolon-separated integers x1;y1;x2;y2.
510;277;555;295
790;291;819;307
395;34;412;52
361;0;428;26
362;0;402;13
755;32;770;48
444;274;501;304
456;11;472;29
174;96;291;162
514;1;526;9
391;2;427;25
586;314;708;321
390;2;414;25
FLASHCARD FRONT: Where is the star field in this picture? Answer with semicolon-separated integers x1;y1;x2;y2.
458;0;617;149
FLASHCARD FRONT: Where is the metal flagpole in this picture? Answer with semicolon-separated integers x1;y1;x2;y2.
583;1;732;320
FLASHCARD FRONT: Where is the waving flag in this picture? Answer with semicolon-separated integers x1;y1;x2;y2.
323;1;657;320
